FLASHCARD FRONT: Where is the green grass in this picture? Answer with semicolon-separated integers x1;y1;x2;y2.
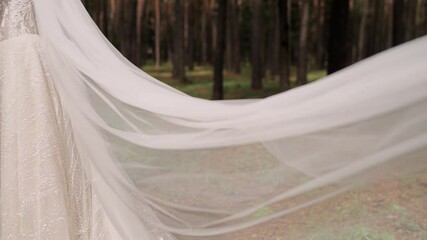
289;224;396;240
385;203;426;237
252;206;274;219
345;226;395;240
142;63;326;99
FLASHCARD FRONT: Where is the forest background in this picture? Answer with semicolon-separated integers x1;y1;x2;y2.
82;0;427;100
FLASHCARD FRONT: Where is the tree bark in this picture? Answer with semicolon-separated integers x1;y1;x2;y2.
358;0;375;59
213;0;227;100
154;0;161;68
231;0;241;73
310;0;326;69
201;1;214;65
121;0;129;56
172;0;187;82
268;1;280;77
297;0;309;85
384;0;394;50
135;0;146;66
416;0;427;37
393;0;405;46
327;0;349;74
278;0;290;91
185;0;196;71
226;0;241;73
405;0;417;41
251;0;263;90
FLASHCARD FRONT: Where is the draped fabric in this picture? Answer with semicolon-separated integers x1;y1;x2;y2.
5;0;427;239
1;1;172;239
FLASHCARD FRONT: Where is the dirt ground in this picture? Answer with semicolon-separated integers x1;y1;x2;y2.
177;171;427;240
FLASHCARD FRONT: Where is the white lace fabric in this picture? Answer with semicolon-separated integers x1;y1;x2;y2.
0;0;38;42
0;1;177;239
0;1;110;239
1;35;87;239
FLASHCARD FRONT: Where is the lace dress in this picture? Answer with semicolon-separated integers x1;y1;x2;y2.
0;1;121;239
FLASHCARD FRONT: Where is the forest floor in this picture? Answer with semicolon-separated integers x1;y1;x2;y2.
143;63;326;100
172;167;427;240
144;65;427;240
223;171;427;240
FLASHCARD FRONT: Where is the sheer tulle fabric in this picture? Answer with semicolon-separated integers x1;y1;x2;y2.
31;0;427;238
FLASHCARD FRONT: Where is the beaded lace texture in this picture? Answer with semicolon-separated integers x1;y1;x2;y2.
0;0;113;239
0;0;38;42
0;1;177;239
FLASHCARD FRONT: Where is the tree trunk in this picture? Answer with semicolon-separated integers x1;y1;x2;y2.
383;0;394;50
213;0;227;100
135;0;146;66
297;0;309;85
121;0;134;62
103;0;109;35
357;0;367;60
365;1;376;57
358;0;375;59
393;0;405;46
268;1;280;77
165;1;174;64
172;0;187;82
109;0;119;46
226;0;241;73
232;0;241;73
186;0;195;71
278;0;290;91
310;0;326;69
327;0;349;74
416;0;427;37
405;0;417;41
251;0;263;90
114;0;123;50
154;0;161;68
201;1;214;64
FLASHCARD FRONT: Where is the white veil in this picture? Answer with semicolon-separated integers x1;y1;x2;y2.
33;0;427;238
